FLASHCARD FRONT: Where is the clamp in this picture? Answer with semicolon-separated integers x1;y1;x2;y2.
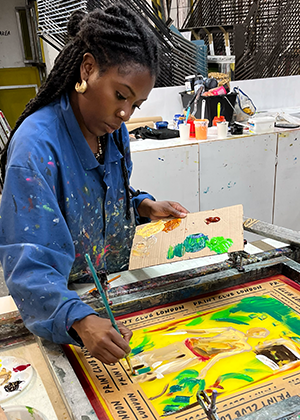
197;390;220;420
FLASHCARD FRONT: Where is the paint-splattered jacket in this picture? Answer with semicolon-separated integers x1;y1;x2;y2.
0;93;153;345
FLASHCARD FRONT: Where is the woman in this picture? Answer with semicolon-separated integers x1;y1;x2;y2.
0;4;188;364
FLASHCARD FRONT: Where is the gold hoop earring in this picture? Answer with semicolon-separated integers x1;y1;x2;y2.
75;80;87;94
120;110;125;117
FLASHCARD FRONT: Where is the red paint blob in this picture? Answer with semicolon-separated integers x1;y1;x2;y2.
205;217;221;225
13;364;31;372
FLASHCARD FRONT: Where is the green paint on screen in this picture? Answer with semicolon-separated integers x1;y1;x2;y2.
214;317;249;325
219;372;254;383
231;296;300;335
173;395;190;403
186;316;203;326
137;366;151;374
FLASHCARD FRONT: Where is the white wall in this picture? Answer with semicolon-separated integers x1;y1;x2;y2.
132;85;185;122
230;75;300;112
0;0;26;68
42;42;58;75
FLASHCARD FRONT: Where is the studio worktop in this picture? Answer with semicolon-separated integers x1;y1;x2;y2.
130;124;300;241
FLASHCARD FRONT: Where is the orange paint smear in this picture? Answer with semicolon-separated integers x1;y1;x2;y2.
162;218;181;233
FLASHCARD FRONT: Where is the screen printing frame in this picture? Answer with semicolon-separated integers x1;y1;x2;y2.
36;254;300;420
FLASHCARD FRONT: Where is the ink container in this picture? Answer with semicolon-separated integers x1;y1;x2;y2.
155;121;168;130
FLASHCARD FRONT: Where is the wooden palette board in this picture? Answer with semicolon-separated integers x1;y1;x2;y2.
129;204;244;270
64;275;300;420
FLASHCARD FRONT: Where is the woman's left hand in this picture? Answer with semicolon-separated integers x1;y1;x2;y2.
138;198;189;220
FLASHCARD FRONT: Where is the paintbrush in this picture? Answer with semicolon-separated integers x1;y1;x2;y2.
185;107;191;124
84;254;134;375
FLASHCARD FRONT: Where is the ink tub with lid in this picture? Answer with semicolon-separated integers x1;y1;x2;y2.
155;121;168;130
247;116;275;134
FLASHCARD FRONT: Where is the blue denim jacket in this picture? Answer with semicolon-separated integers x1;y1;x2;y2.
0;93;153;345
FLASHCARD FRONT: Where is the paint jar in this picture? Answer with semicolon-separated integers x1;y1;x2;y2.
217;121;229;138
179;123;190;140
230;122;244;135
212;115;226;127
194;119;209;140
187;119;195;138
155;121;168;130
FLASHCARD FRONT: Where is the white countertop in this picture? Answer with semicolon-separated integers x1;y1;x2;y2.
130;123;300;153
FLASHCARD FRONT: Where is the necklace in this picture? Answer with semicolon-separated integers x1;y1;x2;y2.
94;136;105;164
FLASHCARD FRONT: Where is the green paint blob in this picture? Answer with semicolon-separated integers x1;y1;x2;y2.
173;370;203;394
186;316;203;326
206;236;233;254
137;366;151;374
131;346;144;355
167;234;208;259
183;233;208;253
174;395;190;403
169;385;182;393
167;245;174;259
42;205;54;212
163;397;179;404
211;308;250;324
219;372;254;383
173;243;186;257
231;296;300;335
211;308;231;320
214;317;249;325
163;405;181;414
175;369;199;380
131;335;154;355
198;379;206;391
178;377;203;393
244;368;266;374
26;406;34;415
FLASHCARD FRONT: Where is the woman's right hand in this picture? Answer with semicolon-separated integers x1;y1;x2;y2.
72;315;132;364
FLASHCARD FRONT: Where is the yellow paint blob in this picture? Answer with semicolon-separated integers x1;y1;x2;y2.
136;220;166;238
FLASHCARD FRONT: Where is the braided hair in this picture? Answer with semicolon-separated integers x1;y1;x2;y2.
0;3;160;201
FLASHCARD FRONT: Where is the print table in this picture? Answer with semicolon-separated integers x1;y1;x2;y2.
64;274;300;420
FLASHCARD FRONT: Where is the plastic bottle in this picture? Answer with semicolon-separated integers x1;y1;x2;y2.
203;85;227;97
187;119;195;138
173;113;183;129
185;75;195;93
194;76;205;95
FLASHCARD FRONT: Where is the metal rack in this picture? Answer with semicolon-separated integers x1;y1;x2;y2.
36;0;200;87
180;0;300;80
36;0;87;50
